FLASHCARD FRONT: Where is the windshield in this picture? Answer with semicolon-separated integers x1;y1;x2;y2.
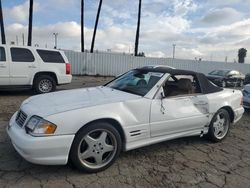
106;70;164;96
209;70;229;76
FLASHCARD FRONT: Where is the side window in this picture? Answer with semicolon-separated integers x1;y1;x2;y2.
37;50;65;63
11;48;35;62
0;47;6;61
163;74;201;97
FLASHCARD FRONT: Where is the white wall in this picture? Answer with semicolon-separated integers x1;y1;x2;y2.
64;50;250;76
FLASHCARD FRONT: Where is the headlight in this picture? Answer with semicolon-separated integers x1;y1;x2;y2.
25;116;57;136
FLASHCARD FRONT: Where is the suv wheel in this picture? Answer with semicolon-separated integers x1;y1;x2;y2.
34;75;56;94
70;122;122;173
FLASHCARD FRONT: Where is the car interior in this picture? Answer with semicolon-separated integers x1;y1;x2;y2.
162;74;202;97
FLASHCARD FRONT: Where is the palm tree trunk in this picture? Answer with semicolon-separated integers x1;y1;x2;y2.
90;0;103;53
27;0;33;46
81;0;84;52
134;0;142;56
0;0;6;44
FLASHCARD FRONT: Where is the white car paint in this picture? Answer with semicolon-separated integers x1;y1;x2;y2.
7;71;244;165
0;45;72;87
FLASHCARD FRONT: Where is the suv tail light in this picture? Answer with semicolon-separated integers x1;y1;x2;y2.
66;63;70;75
240;97;243;106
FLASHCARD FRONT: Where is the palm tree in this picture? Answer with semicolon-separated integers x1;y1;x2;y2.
81;0;84;52
27;0;33;46
0;0;6;44
90;0;103;53
134;0;142;56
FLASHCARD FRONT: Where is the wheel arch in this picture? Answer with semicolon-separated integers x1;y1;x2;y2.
76;118;126;151
220;106;234;123
33;72;58;85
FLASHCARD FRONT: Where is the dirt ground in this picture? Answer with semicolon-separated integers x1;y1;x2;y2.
0;76;250;188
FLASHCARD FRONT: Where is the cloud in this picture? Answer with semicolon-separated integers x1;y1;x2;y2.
201;7;243;25
3;1;40;23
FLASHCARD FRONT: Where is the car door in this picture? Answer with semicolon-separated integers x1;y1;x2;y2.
150;75;209;137
0;46;9;85
9;47;38;85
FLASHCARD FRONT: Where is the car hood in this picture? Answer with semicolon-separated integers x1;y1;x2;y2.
21;86;141;117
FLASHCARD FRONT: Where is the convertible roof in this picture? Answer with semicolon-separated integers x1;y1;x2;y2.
136;66;223;94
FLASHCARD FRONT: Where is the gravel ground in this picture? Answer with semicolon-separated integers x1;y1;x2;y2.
0;76;250;188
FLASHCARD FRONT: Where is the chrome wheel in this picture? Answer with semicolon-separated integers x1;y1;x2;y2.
38;79;52;93
212;112;229;139
78;129;117;169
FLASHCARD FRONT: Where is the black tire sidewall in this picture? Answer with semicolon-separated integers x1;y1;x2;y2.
207;109;230;142
34;75;56;94
69;122;122;173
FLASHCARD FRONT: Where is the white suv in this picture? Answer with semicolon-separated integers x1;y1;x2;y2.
0;45;72;93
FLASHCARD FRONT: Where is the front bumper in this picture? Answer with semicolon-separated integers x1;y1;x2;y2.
6;112;75;165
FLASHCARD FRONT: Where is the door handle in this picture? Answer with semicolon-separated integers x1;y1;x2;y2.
0;65;6;68
28;65;37;68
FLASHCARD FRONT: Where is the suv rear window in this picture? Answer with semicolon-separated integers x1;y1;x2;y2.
11;48;35;62
37;50;65;63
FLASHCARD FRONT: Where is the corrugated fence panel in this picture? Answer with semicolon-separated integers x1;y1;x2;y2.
64;50;250;76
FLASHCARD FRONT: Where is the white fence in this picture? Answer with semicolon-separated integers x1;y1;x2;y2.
64;50;250;76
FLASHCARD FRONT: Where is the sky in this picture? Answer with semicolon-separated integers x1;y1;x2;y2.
1;0;250;63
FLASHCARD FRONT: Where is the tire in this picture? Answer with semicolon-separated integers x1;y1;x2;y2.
69;122;122;173
34;75;56;94
206;109;230;142
221;80;226;88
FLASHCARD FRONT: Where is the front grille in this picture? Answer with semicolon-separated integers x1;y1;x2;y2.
16;110;28;127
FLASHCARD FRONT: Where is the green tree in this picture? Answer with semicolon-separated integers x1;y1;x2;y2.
238;48;247;63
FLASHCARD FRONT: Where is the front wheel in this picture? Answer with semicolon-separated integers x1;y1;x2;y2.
206;109;230;142
69;122;122;173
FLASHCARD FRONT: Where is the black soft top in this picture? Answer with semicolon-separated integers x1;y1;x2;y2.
137;67;223;94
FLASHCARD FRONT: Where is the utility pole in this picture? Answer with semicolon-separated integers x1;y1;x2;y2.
53;33;58;49
22;33;25;46
27;0;33;46
16;35;18;45
81;0;84;52
90;0;103;53
172;44;176;59
0;0;6;44
134;0;142;56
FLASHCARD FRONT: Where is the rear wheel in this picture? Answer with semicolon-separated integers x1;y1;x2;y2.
70;122;122;173
34;75;56;94
207;109;230;142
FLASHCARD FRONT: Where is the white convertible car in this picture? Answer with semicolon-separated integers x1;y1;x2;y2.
7;66;244;172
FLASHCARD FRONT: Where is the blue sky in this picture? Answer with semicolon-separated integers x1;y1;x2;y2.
2;0;250;62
